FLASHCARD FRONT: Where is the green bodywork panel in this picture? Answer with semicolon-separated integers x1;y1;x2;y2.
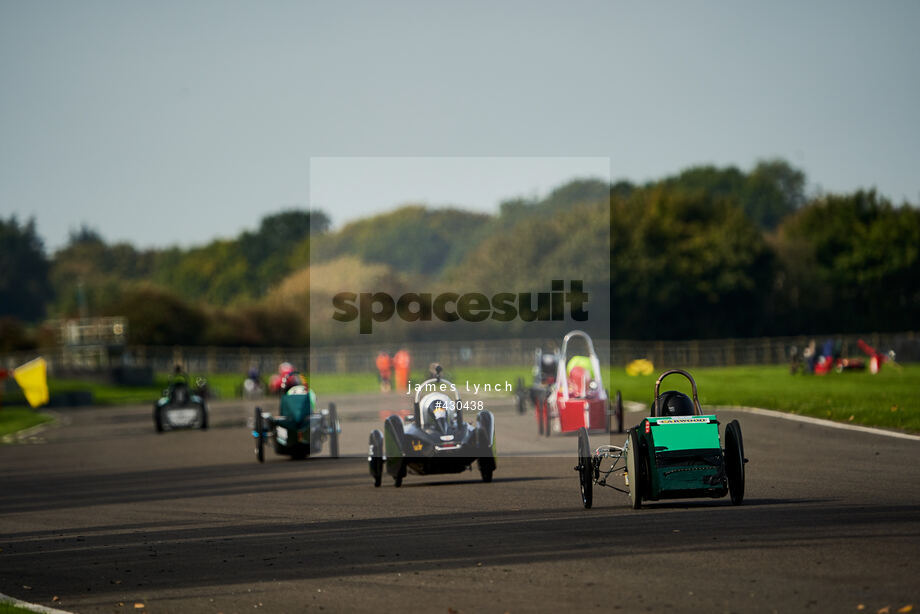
648;416;720;450
274;392;314;449
280;392;314;425
644;416;725;497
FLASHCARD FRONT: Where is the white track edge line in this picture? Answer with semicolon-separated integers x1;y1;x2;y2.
712;405;920;441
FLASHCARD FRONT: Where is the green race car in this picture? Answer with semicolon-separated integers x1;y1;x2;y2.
575;369;747;509
252;374;340;462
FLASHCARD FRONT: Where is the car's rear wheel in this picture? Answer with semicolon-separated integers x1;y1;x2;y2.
476;411;496;483
544;401;552;438
199;404;208;430
577;427;593;509
725;420;746;505
515;377;526;414
615;390;624;433
369;430;383;487
254;408;265;463
626;428;643;509
478;456;495;483
154;405;164;433
394;459;406;487
537;399;544;436
328;403;339;458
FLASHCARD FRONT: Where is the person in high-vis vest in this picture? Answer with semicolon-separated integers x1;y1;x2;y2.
393;348;411;393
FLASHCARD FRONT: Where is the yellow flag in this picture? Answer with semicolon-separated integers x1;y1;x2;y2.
13;357;50;408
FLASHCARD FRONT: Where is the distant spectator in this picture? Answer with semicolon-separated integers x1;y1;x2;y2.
393;348;411;392
376;351;392;392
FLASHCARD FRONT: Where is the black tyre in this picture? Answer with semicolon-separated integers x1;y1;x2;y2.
369;430;384;487
384;415;407;486
199;404;209;430
544;400;552;438
515;377;526;414
476;436;495;482
603;395;611;433
328;403;339;459
254;408;265;463
476;414;496;483
477;410;494;445
615;390;624;433
154;405;164;433
577;427;593;509
626;428;643;509
537;400;545;436
725;419;746;505
478;452;495;483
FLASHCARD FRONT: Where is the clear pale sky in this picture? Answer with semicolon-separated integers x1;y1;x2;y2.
1;1;918;252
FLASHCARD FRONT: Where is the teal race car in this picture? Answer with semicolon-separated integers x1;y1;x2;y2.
575;369;746;509
252;374;340;462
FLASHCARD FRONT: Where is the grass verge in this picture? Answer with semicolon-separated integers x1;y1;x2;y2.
607;364;919;433
0;408;53;439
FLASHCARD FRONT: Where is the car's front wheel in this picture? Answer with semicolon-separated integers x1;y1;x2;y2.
577;427;593;508
328;403;339;459
369;430;384;487
154;405;164;433
725;420;746;505
626;428;643;509
254;408;265;463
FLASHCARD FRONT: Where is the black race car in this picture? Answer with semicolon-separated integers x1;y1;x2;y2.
154;368;208;432
368;365;497;487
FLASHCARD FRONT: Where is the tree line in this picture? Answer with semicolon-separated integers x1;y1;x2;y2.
1;159;917;349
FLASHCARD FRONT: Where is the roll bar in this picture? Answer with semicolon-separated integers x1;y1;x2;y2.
556;330;607;401
652;369;703;416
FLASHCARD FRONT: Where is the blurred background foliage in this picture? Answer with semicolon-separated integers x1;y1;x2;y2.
1;159;918;348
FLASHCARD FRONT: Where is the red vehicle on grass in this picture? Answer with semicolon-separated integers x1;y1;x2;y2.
535;330;624;437
796;338;900;375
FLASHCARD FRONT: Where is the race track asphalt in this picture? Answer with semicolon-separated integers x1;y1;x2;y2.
1;391;918;614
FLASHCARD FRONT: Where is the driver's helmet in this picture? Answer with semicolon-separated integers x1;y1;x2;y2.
419;392;453;432
280;372;307;395
540;352;557;379
657;391;696;417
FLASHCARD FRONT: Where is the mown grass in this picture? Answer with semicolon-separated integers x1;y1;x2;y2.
0;601;42;614
3;372;245;407
0;407;53;439
607;364;920;432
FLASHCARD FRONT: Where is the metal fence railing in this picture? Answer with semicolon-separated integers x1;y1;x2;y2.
1;331;916;377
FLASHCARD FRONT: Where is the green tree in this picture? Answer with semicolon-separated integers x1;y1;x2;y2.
612;184;775;339
743;159;805;229
49;226;156;316
105;285;208;346
0;216;53;322
772;190;920;333
660;160;805;229
312;206;492;276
